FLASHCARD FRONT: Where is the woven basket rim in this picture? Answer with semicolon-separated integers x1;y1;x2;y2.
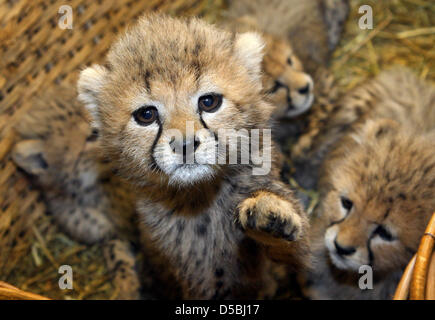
394;212;435;300
0;281;50;300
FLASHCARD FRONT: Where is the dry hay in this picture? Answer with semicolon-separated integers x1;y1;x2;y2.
332;0;434;89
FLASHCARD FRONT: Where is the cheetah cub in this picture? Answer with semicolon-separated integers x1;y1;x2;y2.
225;0;350;73
78;14;309;299
220;15;314;119
222;0;350;118
11;86;141;299
299;69;435;299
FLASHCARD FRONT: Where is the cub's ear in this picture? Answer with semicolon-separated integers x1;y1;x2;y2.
364;119;400;139
77;64;108;128
11;140;49;176
352;119;400;144
233;32;265;81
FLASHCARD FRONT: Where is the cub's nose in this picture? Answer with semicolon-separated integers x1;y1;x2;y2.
170;137;200;154
298;83;311;95
182;139;200;154
334;238;356;256
169;137;200;163
296;74;313;96
182;139;200;163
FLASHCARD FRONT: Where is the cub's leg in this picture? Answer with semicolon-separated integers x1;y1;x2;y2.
103;239;141;300
55;206;114;244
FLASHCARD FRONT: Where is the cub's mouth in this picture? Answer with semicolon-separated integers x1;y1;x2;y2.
266;80;314;118
328;249;354;270
286;93;314;117
324;227;365;271
168;163;216;185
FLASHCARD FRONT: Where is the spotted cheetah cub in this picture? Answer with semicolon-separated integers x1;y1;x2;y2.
299;69;435;299
11;86;137;244
78;14;309;299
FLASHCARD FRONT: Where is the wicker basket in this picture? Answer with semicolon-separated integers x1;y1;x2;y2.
394;213;435;300
0;281;49;300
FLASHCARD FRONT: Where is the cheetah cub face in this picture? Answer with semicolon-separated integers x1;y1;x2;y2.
262;34;314;118
78;14;274;187
221;15;314;119
11;89;100;193
322;120;435;273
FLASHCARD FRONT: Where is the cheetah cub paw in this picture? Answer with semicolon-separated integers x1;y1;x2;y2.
237;191;303;242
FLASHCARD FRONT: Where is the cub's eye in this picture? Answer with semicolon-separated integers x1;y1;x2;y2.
340;196;353;211
287;57;293;66
198;94;223;113
133;106;158;126
374;225;394;241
